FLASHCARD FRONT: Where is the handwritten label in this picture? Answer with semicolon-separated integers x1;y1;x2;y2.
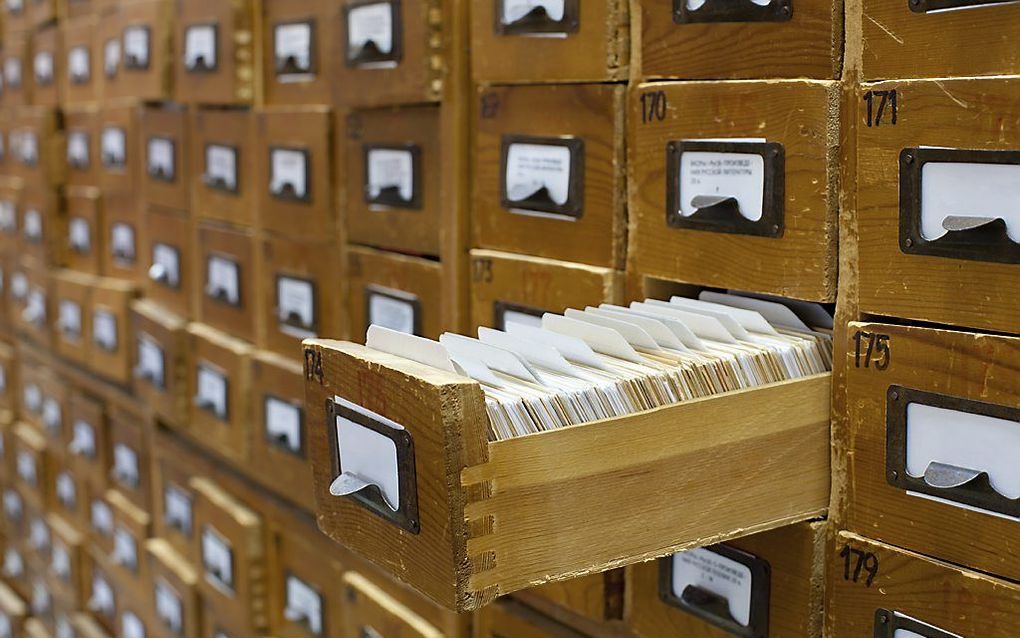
504;142;573;210
671;547;754;627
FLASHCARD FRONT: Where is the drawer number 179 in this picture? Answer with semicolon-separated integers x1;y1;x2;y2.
839;543;879;587
853;330;891;370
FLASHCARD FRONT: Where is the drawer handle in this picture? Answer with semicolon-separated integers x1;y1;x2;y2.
886;385;1020;519
874;609;960;638
673;0;793;23
909;0;1015;12
666;140;785;238
327;397;420;534
899;147;1020;264
680;585;739;625
496;0;580;36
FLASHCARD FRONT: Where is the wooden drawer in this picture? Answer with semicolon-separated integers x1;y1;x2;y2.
856;77;1020;334
98;102;141;201
141;104;191;214
0;342;16;422
65;106;100;189
345;104;443;256
17;355;47;431
635;0;840;80
86;549;118;632
627;520;825;638
175;0;259;105
474;598;588;638
107;404;151;512
111;0;173;101
53;461;90;529
107;489;152;593
37;370;68;448
32;25;62;108
515;572;624;634
861;0;1020;80
343;572;446;638
90;277;139;384
190;109;256;228
66;188;104;274
329;0;445;108
2;545;32;602
191;477;268;634
2;485;28;540
262;0;331;105
196;224;258;343
0;580;28;638
14;265;52;347
12;423;50;511
267;520;344;638
116;604;150;638
630;80;839;302
62;16;99;106
259;235;344;359
846;321;1020;583
71;614;113;638
147;538;201;638
67;390;109;489
255;107;335;240
29;0;61;30
53;270;93;367
13;106;64;190
471;0;627;83
102;189;144;284
828;532;1020;637
0;180;22;257
130;300;189;427
348;246;442;340
469;249;624;331
303;340;831;611
2;32;31;108
474;84;626;269
88;493;116;559
47;514;89;609
249;351;314;510
153;451;200;563
143;208;194;319
19;188;64;267
97;10;123;99
186;323;253;464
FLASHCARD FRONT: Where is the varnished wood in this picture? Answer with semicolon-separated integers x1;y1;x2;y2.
106;487;153;594
513;571;627;638
473;598;588;638
147;538;202;638
105;0;173;101
98;100;142;202
190;109;256;228
175;0;260;104
19;187;64;268
107;402;152;512
195;223;259;343
261;0;332;106
635;0;842;80
346;245;444;341
469;249;624;331
140;104;191;214
343;571;446;638
66;388;110;496
473;83;627;270
142;208;194;319
846;321;1020;583
827;531;1020;636
53;270;94;367
629;80;840;302
856;76;1020;334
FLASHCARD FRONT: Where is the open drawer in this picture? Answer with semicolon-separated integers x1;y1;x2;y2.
302;340;831;611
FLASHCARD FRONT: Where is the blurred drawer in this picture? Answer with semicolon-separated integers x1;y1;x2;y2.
52;463;90;529
12;423;50;510
101;190;143;283
19;188;64;267
846;321;1020;583
152;443;201;562
186;323;253;464
630;80;839;302
191;477;268;634
469;249;624;331
66;389;109;490
474;598;588;638
0;180;22;257
828;531;1020;637
268;520;345;638
85;549;118;633
32;25;62;108
259;235;344;359
345;104;442;256
37;370;69;447
474;83;626;269
196;223;258;342
13;265;52;347
110;0;174;101
141;104;191;214
13;107;64;190
62;16;99;106
262;0;331;105
147;538;201;638
47;513;89;609
627;520;825;637
347;245;442;340
856;76;1020;334
130;299;189;427
190;109;256;228
343;572;446;638
107;404;151;512
142;208;193;319
249;351;314;510
303;340;830;611
90;276;138;384
0;341;16;423
98;102;141;201
53;270;93;367
2;32;31;108
66;187;104;274
107;489;152;594
255;106;335;240
2;486;28;541
635;0;840;80
175;0;258;105
471;0;627;84
88;493;116;557
17;356;46;437
515;572;624;632
64;106;100;189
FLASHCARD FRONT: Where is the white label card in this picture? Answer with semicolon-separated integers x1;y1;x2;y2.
33;52;54;84
67;130;90;168
277;276;315;334
202;527;234;591
285;575;323;635
196;364;228;419
155;579;183;634
4;58;20;87
71;419;97;457
137;335;165;387
93;309;118;351
502;0;566;24
113;443;140;488
56;472;77;507
147;137;175;180
91;500;113;536
52;541;71;579
920;161;1020;242
101;127;126;167
270;148;309;199
18;132;37;165
3;490;21;522
206;255;240;305
368;290;416;335
367;148;415;204
275;22;313;75
113;526;138;570
164;484;192;536
91;572;114;614
677;151;766;221
69;217;91;252
150;243;180;287
104;39;120;77
266;396;302;453
69;46;90;82
42;397;62;432
205;144;237;190
348;3;395;60
32;582;50;615
122;612;145;638
23;208;41;241
671;547;754;627
2;549;23;578
504;142;573;208
29;518;49;550
184;24;217;70
0;201;15;232
17;451;37;485
59;299;82;339
123;26;150;68
334;402;402;511
111;223;136;263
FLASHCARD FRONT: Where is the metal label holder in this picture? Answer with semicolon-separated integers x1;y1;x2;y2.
326;399;420;534
344;0;403;68
494;0;580;36
909;0;1013;12
203;143;240;194
268;146;312;203
499;134;585;219
874;609;960;638
274;19;316;76
264;394;305;457
658;544;771;638
886;385;1020;518
184;23;219;73
362;143;422;209
364;284;422;337
147;136;176;183
666;140;785;238
493;300;546;331
674;0;793;23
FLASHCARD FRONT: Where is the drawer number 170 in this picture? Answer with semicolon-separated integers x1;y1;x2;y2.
853;330;891;370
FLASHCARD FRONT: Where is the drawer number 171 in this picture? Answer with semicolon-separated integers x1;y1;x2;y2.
853;330;891;370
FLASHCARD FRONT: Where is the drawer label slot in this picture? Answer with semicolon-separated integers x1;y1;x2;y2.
69;46;90;84
493;300;545;331
205;254;241;307
874;609;961;638
150;242;182;289
147;136;176;182
326;396;420;534
184;24;218;73
909;0;1015;12
204;143;239;193
112;443;140;489
274;20;314;77
69;217;92;253
111;222;136;264
501;135;585;219
93;309;119;352
269;147;311;202
59;299;82;342
101;127;126;170
67;130;90;169
366;285;420;336
164;483;193;537
496;0;580;36
135;334;166;389
364;144;421;209
104;38;120;78
194;363;230;421
155;579;184;635
673;0;793;23
284;573;324;635
123;25;151;70
345;1;401;68
265;394;304;455
201;526;235;592
887;385;1020;519
33;52;54;86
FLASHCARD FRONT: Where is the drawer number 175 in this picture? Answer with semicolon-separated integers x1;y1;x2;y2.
854;330;891;370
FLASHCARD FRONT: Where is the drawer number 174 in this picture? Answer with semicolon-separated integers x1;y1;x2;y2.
854;330;891;370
